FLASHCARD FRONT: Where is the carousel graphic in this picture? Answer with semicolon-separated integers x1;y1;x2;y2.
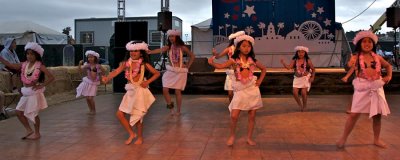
213;1;336;53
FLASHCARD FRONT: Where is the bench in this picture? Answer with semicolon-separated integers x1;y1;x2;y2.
0;71;21;120
0;92;19;119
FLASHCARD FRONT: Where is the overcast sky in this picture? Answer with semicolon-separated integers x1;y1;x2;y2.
0;0;397;40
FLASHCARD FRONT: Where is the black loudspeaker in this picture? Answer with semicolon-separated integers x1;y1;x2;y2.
112;47;127;93
157;11;172;32
113;21;148;92
387;7;400;28
114;21;148;47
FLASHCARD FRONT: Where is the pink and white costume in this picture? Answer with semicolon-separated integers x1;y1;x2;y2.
293;73;311;91
229;76;263;112
228;57;263;112
162;45;188;90
292;46;312;91
350;49;390;118
17;53;47;123
76;64;102;97
16;86;47;123
119;60;155;126
351;77;390;118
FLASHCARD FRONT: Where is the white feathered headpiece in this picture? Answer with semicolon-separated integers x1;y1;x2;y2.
234;35;255;46
85;50;100;58
24;42;44;57
294;46;309;53
228;31;245;40
353;30;378;45
126;41;149;51
167;29;181;36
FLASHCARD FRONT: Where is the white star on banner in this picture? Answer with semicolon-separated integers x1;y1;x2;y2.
324;18;332;26
311;12;317;18
327;33;335;40
224;12;230;19
243;5;256;17
317;7;324;14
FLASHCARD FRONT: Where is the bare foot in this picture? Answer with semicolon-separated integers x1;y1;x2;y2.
87;111;96;115
226;136;235;146
134;137;143;145
169;109;175;116
336;140;345;149
247;139;256;146
298;106;303;112
26;133;41;140
346;110;351;114
125;133;136;145
374;140;388;148
175;112;181;116
21;131;34;140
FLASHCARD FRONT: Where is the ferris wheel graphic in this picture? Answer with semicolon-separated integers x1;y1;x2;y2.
299;21;322;40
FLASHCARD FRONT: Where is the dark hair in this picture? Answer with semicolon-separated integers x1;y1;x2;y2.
292;50;310;61
167;35;185;47
86;55;99;63
124;50;150;63
354;37;377;53
25;49;45;83
355;37;377;73
231;40;257;62
123;41;150;64
227;39;234;47
292;50;310;71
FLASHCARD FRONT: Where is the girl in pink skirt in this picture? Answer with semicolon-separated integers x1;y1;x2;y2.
148;29;195;116
208;34;266;146
212;31;245;102
0;42;54;140
76;50;106;115
337;30;392;149
280;46;315;111
103;41;160;145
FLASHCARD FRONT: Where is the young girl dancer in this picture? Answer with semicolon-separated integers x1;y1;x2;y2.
76;50;106;115
280;46;315;111
148;29;195;115
102;41;160;145
0;42;54;140
208;34;266;146
212;31;245;102
336;30;392;149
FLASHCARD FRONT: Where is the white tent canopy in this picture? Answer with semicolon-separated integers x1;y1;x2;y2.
0;21;67;45
191;18;213;58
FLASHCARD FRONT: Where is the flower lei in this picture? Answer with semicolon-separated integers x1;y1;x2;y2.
86;64;101;82
359;52;381;81
169;46;183;68
170;45;180;63
125;58;143;83
235;57;255;84
21;61;41;85
295;59;307;76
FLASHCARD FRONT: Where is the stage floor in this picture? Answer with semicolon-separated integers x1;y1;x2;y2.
1;94;399;159
214;67;346;73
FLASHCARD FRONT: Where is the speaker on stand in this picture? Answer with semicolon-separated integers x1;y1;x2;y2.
387;7;400;69
154;11;172;71
113;21;148;92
